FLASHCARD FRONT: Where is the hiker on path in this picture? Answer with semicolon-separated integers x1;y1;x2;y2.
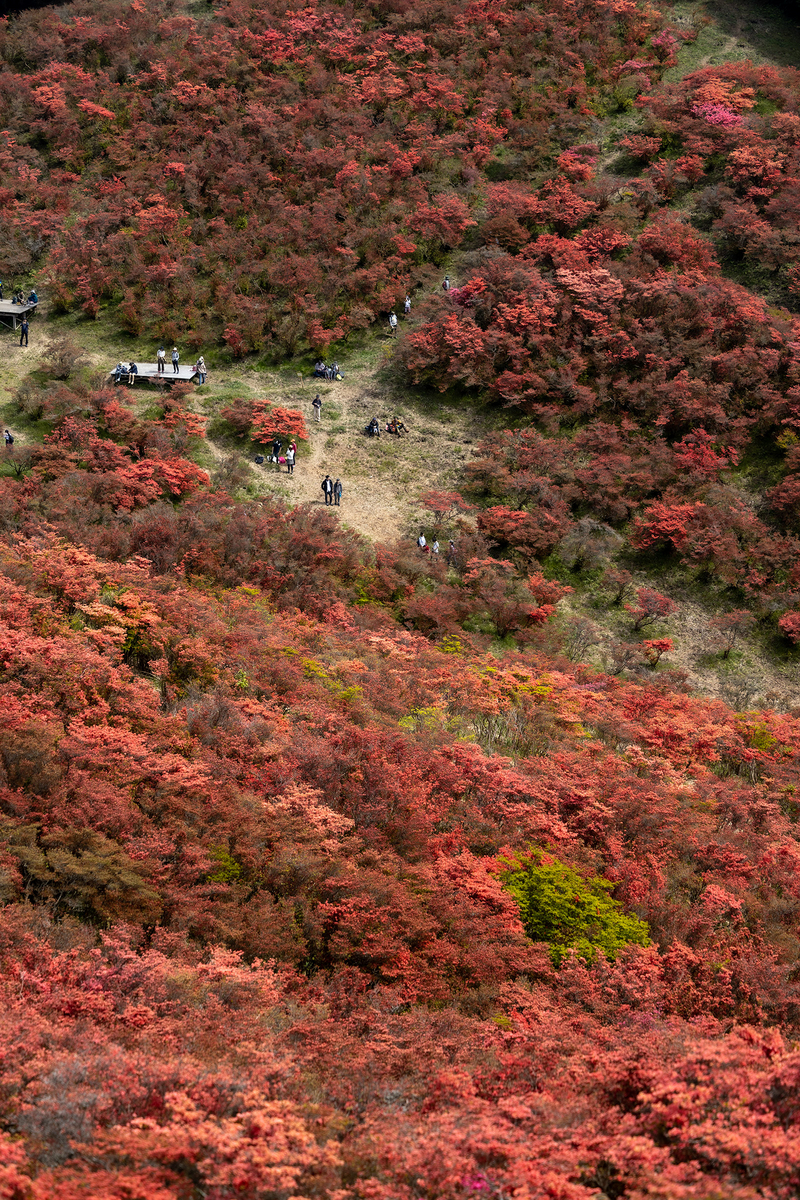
195;355;206;383
321;474;333;505
157;347;166;374
432;539;439;555
312;394;322;422
171;347;180;373
272;437;282;464
417;532;427;551
388;311;398;336
442;275;451;292
333;478;342;507
404;295;411;316
19;318;28;347
4;429;13;448
286;444;295;474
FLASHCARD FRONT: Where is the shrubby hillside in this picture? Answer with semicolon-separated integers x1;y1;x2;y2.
2;0;800;1197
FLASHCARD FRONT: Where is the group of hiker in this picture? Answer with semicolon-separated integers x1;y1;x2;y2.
418;532;456;559
387;295;413;336
313;360;343;381
1;284;37;306
255;438;297;474
364;415;409;437
155;346;182;375
321;474;343;506
114;361;139;384
155;347;207;381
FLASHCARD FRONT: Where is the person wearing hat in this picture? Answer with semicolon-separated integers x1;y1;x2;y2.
171;346;180;374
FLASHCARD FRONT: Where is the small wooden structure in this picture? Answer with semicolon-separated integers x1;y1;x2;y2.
0;300;36;331
110;363;199;385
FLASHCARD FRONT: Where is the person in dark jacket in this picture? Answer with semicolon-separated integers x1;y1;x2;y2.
321;474;333;505
333;478;342;506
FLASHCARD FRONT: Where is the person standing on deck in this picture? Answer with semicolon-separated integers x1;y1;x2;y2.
157;347;166;374
171;347;180;374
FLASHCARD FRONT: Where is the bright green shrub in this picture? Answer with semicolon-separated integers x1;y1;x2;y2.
500;851;650;966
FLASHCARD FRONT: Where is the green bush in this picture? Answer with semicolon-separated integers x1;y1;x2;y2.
500;850;650;966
